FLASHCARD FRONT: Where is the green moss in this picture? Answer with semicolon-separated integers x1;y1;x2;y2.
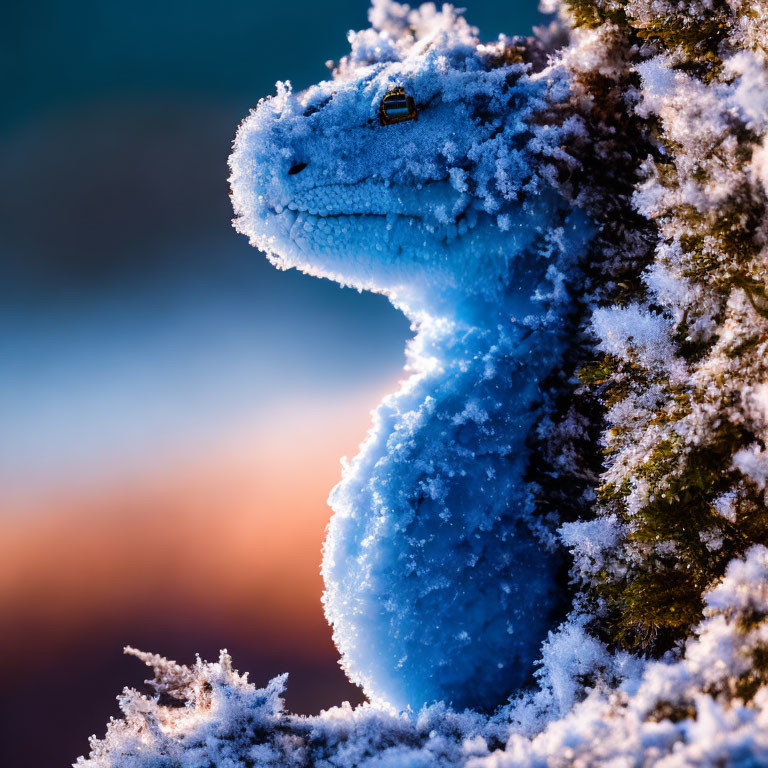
725;334;763;358
577;370;759;650
577;356;620;386
564;0;606;29
671;316;720;362
603;421;768;651
647;698;697;723
734;645;768;702
577;352;768;650
567;0;736;76
609;572;704;649
564;0;628;29
557;0;768;663
734;276;768;318
629;0;733;79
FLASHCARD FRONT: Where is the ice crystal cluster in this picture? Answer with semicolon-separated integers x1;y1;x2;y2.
78;0;768;763
77;548;768;767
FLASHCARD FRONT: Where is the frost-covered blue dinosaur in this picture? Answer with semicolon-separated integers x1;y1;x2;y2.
229;0;593;712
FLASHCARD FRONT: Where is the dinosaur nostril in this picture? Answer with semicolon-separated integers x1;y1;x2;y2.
288;162;308;175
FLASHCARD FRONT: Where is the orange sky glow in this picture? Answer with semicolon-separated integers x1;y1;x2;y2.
1;386;393;665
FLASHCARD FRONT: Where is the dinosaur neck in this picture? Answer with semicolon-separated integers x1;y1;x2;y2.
393;262;559;339
408;300;544;376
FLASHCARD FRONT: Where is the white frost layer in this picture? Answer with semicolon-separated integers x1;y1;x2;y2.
76;547;768;768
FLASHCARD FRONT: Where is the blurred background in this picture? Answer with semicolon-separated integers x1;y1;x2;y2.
1;1;541;764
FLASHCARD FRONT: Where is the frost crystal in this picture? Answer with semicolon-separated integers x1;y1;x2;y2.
77;549;768;767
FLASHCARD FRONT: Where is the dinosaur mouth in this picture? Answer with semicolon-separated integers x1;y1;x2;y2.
267;178;472;222
268;206;484;248
261;179;485;248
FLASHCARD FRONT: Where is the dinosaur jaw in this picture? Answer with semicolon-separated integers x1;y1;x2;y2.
235;179;493;309
232;172;583;322
263;179;470;222
251;205;475;307
262;202;486;256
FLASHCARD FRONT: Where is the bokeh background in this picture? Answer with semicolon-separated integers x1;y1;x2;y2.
1;1;541;764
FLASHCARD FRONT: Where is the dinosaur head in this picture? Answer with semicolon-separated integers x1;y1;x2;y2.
230;1;586;322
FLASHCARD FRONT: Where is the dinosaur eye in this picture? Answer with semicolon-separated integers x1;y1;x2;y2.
288;162;308;175
379;87;417;126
